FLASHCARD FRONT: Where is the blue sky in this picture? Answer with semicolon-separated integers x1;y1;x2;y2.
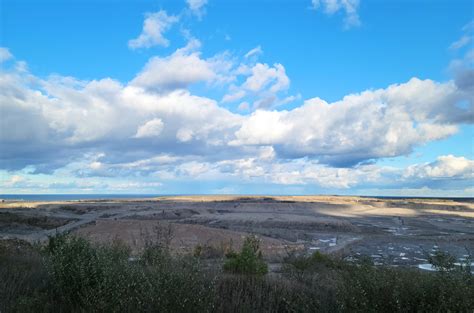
0;0;473;195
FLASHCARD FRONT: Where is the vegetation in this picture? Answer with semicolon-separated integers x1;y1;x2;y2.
0;212;71;230
223;235;268;276
1;235;473;313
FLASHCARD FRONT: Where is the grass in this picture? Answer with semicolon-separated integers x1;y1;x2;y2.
0;235;473;313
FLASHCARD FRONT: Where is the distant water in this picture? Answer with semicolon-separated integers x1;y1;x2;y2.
0;194;164;201
1;194;473;202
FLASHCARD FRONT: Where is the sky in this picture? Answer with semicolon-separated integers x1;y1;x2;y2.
0;0;473;196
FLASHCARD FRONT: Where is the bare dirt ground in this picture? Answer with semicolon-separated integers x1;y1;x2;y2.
1;196;473;268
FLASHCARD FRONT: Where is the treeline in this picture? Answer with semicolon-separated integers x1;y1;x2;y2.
1;234;473;312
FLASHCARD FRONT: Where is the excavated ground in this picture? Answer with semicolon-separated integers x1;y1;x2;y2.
1;196;472;267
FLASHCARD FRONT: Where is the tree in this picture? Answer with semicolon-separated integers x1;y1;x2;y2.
223;236;268;276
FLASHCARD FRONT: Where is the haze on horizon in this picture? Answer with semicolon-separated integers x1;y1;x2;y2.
0;0;473;196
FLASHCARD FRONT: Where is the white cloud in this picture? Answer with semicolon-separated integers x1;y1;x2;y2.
267;161;384;188
1;61;469;172
89;161;103;170
244;45;263;59
450;35;471;50
120;154;181;169
134;118;164;138
40;77;128;143
238;102;250;111
231;110;291;145
139;156;387;188
108;181;162;190
187;0;208;18
243;63;289;93
462;20;474;32
231;78;467;166
131;39;233;91
0;40;471;183
355;186;474;198
128;10;178;49
222;90;246;103
2;175;24;187
312;0;361;29
258;146;276;161
176;128;194;142
178;161;210;177
279;94;301;105
222;60;294;110
0;47;13;62
404;155;474;179
452;20;474;51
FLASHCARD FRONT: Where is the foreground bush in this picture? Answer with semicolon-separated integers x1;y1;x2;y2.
2;235;215;312
1;236;473;312
282;251;474;313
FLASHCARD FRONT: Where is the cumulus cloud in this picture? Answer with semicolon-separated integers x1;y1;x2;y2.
131;39;233;91
134;118;164;138
231;78;468;166
404;155;474;179
0;49;242;172
222;90;246;103
0;39;472;193
243;63;289;93
0;47;13;62
222;62;292;109
131;51;214;90
1;60;470;172
186;0;208;18
311;0;361;29
128;11;179;49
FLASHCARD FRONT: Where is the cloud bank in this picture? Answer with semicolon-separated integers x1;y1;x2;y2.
1;12;473;194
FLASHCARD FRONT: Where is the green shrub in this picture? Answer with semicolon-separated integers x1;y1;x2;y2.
428;250;456;272
282;251;340;280
44;235;145;311
223;236;268;276
42;234;216;312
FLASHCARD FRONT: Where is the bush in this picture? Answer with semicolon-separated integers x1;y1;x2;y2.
428;250;456;272
0;240;48;313
223;236;268;276
1;236;473;312
9;234;216;312
282;251;340;280
45;235;146;311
